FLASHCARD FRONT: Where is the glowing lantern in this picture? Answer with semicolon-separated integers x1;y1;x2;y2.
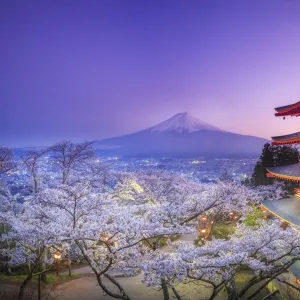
54;251;61;260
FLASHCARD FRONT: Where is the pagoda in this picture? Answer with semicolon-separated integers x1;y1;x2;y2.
261;100;300;281
261;100;300;226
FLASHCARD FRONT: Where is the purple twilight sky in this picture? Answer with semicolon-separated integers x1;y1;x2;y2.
1;0;300;147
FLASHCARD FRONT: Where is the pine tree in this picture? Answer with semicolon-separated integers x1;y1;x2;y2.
274;145;299;166
250;143;299;186
260;143;275;167
251;143;275;186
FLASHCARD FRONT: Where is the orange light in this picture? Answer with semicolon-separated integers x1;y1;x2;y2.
229;212;234;215
295;278;300;285
54;251;62;260
201;229;207;233
201;216;207;220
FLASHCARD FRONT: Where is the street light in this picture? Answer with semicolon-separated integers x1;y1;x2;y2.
54;251;62;276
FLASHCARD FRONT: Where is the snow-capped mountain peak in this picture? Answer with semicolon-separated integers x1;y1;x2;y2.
150;112;223;133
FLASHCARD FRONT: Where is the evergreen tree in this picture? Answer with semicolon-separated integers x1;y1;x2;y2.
250;143;299;186
260;143;275;167
251;143;275;186
274;145;299;166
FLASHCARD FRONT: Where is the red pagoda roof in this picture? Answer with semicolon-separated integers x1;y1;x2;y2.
271;131;300;145
275;101;300;117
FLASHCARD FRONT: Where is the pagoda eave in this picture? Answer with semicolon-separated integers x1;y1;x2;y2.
266;171;300;182
275;112;300;117
266;163;300;182
271;131;300;145
275;101;300;117
272;140;300;146
261;197;300;226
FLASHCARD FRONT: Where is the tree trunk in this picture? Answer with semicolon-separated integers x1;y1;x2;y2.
38;274;41;300
40;263;47;283
40;252;47;283
68;262;72;276
5;263;12;276
225;278;238;300
161;279;169;300
171;286;182;300
17;248;44;300
27;260;31;274
18;272;33;300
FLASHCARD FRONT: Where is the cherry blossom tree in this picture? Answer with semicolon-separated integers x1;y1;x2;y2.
141;219;300;300
0;143;297;300
0;147;15;177
22;149;50;194
50;141;95;184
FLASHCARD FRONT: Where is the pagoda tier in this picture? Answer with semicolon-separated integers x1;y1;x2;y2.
262;197;300;281
275;101;300;117
261;197;300;226
272;132;300;145
290;261;300;279
266;163;300;181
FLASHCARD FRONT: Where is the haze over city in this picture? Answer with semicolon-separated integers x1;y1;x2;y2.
1;0;300;147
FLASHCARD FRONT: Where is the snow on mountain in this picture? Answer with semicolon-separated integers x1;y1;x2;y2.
150;112;223;133
94;112;268;157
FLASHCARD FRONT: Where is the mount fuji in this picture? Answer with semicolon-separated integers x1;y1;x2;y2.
93;113;268;157
149;112;223;133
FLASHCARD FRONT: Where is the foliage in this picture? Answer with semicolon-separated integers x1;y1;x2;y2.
0;147;15;177
212;224;236;239
250;143;299;186
242;206;264;227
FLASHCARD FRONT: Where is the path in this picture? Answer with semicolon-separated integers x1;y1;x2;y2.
55;231;227;300
56;274;227;300
61;232;199;276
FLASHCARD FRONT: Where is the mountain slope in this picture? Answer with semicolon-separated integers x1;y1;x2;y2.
94;113;268;157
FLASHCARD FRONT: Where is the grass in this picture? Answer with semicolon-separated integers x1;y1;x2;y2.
235;272;253;290
243;206;264;227
212;224;236;239
0;273;80;285
235;271;269;299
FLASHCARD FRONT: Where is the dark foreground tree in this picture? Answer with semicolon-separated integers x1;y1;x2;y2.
250;143;299;186
0;147;15;177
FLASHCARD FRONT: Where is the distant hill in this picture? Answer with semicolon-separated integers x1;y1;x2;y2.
12;146;48;158
93;112;268;157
